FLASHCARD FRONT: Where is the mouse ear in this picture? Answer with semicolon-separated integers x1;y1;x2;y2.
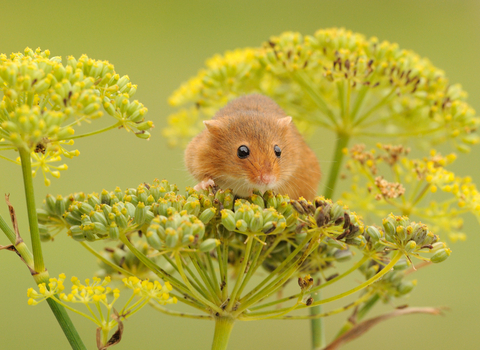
278;116;292;128
203;120;222;134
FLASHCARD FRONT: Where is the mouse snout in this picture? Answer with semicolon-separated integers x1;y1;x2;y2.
259;173;276;185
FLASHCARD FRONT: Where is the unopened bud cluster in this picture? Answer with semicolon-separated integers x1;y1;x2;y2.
0;47;152;157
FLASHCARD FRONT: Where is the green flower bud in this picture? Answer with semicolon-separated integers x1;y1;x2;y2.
125;202;136;219
146;227;163;250
90;210;108;226
265;191;277;209
221;209;236;231
86;194;100;208
236;219;248;232
396;225;407;241
93;222;107;236
243;207;255;224
165;227;178;248
404;240;416;253
330;203;344;222
397;280;416;295
262;221;275;234
69;225;84;241
430;242;446;253
192;222;205;240
109;222;119;240
250;194;265;209
249;212;264;232
134;202;146;225
64;212;81;226
366;226;382;241
45;194;56;214
382;220;396;240
394;259;409;271
114;212;128;229
199;238;220;252
199;207;217;224
430;248;451;263
184;199;201;216
55;195;66;216
223;193;234;210
326;238;347;250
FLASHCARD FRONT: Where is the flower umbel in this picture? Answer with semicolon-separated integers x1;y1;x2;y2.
0;47;152;185
28;274;176;347
343;144;479;242
164;28;479;152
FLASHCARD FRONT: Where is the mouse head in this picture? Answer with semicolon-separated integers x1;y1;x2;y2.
203;113;296;197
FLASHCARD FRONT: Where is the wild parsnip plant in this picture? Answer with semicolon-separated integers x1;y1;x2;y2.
0;28;477;350
0;47;152;349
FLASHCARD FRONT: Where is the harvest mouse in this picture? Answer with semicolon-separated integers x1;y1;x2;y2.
185;94;321;200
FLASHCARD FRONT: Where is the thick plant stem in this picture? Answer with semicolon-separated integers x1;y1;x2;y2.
19;148;44;273
323;133;350;200
46;298;88;350
309;132;350;349
211;316;235;350
310;292;326;350
18;148;87;350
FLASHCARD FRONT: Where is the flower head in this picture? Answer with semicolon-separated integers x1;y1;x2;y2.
0;47;152;184
164;28;479;152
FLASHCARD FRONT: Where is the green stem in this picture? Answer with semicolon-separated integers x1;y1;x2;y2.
226;237;253;311
310;291;325;349
80;242;133;276
45;298;89;349
323;134;350;199
211;316;235;350
19;148;44;273
64;122;121;140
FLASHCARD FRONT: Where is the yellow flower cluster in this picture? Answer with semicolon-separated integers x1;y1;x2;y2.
0;47;151;185
123;276;177;305
27;273;66;305
343;144;479;242
164;28;479;152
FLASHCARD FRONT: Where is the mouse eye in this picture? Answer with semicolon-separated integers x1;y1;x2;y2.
274;145;282;158
237;145;250;159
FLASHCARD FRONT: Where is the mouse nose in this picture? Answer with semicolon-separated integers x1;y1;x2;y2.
259;173;276;185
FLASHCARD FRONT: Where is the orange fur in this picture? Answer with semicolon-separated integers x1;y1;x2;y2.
185;95;321;200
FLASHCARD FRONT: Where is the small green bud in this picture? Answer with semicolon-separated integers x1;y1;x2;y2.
249;212;264;232
236;219;248;232
165;227;178;248
250;194;265;209
330;203;344;222
45;194;56;214
223;193;234;210
221;209;236;231
397;280;416;295
146;227;163;250
199;207;217;224
55;195;66;216
430;248;451;263
366;226;382;241
394;259;409;271
134;202;146;225
199;238;220;252
109;223;119;240
404;240;416;253
396;225;407;241
382;220;395;239
90;211;108;227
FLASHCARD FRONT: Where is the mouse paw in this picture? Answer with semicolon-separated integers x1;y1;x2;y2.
194;179;216;191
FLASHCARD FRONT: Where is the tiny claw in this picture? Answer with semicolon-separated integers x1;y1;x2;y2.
194;179;215;191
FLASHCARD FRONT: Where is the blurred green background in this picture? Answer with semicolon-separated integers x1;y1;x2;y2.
1;1;479;349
